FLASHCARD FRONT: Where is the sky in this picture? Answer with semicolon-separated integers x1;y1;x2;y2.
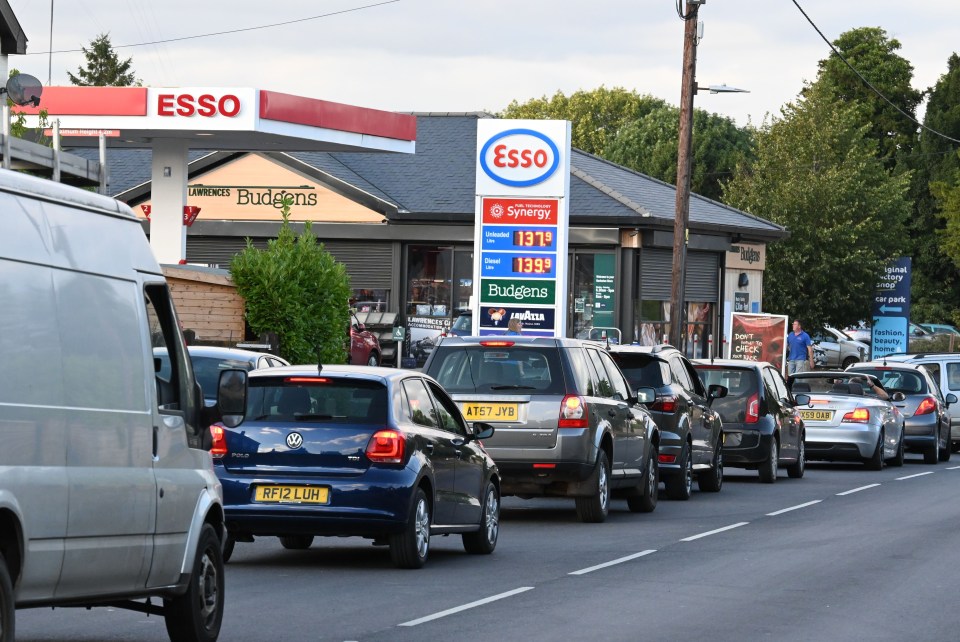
6;0;960;128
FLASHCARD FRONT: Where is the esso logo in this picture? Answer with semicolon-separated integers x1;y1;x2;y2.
479;129;560;187
156;93;242;118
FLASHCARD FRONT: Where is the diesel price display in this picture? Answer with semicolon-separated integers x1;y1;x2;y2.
512;256;553;274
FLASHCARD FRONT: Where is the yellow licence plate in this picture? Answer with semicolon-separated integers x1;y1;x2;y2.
254;485;329;504
799;409;834;421
461;402;519;422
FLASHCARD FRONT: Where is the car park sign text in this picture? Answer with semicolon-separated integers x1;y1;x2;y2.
474;120;571;337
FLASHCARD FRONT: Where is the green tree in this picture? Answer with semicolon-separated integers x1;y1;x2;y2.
723;82;911;329
230;200;351;364
810;27;921;164
605;104;753;202
67;33;139;87
499;86;666;156
908;53;960;324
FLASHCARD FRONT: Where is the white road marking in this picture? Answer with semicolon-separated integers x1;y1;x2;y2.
680;522;749;542
836;483;881;496
946;465;960;470
896;471;935;480
569;550;657;576
766;500;822;516
398;587;535;627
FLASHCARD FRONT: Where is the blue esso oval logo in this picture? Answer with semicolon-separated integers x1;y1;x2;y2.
479;129;561;187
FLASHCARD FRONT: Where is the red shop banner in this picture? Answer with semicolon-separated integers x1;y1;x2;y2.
728;313;788;370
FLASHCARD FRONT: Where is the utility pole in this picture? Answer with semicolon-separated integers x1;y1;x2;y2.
668;1;701;349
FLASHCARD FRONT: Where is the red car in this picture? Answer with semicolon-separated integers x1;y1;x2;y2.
350;313;382;366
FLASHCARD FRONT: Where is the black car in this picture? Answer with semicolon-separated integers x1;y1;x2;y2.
610;345;725;498
694;359;806;483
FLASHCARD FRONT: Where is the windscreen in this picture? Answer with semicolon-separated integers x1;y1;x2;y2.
428;346;564;394
247;377;387;423
695;366;758;423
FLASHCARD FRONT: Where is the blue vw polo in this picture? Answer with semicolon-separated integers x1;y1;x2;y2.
213;365;499;569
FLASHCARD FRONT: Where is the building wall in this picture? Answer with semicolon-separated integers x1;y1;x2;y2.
162;267;245;343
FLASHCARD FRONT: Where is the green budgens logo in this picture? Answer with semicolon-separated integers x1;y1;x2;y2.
481;279;555;305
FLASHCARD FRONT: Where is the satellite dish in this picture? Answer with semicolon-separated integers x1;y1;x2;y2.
5;74;43;107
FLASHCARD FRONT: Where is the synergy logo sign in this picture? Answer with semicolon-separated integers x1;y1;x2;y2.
478;129;560;187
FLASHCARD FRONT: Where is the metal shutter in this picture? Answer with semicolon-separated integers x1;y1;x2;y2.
186;237;393;289
640;248;672;301
640;249;718;301
685;251;719;301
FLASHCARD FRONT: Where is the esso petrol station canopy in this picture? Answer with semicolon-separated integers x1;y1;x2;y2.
16;86;416;263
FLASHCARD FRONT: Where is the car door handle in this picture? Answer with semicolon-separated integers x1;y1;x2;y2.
425;444;434;455
451;437;465;447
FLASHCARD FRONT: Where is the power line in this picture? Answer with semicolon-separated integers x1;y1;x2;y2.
23;0;400;55
790;0;960;146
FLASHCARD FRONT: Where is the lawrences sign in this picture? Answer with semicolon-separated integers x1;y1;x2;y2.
728;313;788;370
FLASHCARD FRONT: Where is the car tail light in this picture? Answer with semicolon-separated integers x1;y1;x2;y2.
285;377;330;384
746;393;760;424
533;463;556;469
915;396;937;416
210;422;227;459
366;429;405;463
650;394;678;413
480;341;515;347
842;408;870;423
559;395;589;428
658;453;676;464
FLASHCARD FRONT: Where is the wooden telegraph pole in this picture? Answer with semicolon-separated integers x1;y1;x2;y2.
668;1;701;349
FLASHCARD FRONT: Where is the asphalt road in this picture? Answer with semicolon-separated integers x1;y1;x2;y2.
17;454;960;642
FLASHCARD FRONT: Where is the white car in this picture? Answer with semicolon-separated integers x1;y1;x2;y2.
811;326;868;369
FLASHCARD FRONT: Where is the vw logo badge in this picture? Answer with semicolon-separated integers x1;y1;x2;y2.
286;432;303;449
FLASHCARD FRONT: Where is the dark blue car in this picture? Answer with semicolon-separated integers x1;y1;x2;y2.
213;365;499;568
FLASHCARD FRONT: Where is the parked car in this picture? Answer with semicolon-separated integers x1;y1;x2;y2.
214;365;499;569
811;326;868;369
694;359;806;482
0;171;227;641
610;345;725;497
447;309;473;337
155;345;289;405
919;323;960;336
425;336;661;522
878;353;960;453
350;312;382;366
788;371;905;468
845;361;953;463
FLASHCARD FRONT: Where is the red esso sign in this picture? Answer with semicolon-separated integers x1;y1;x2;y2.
157;93;241;117
479;129;560;187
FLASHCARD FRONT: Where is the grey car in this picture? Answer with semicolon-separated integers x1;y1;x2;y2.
811;326;868;369
846;361;954;463
424;336;661;523
156;345;289;406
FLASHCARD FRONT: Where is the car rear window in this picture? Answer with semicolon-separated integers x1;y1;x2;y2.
246;377;387;423
192;356;256;398
851;368;927;394
611;353;668;389
695;365;758;423
427;345;564;394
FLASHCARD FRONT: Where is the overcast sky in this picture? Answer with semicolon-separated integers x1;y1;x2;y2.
8;0;960;127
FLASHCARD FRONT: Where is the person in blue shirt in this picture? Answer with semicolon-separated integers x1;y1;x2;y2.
786;319;814;374
504;318;523;335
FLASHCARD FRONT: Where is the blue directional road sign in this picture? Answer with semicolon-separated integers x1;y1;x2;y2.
871;257;911;357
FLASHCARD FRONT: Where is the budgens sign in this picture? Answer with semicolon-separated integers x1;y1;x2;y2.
473;120;571;337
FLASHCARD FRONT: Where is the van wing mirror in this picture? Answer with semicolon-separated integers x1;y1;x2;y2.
218;369;247;428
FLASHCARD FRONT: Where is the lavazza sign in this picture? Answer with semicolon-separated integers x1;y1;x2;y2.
473;120;572;337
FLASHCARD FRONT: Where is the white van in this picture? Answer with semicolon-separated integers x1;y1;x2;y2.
0;170;227;641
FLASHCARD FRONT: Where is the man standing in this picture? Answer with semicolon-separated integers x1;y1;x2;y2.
787;320;814;374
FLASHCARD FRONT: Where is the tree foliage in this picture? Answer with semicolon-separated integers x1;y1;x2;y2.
499;87;666;156
67;33;139;87
230;201;351;364
605;104;753;202
723;82;911;329
809;27;921;164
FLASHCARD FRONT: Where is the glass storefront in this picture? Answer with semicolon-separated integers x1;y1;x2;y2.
405;245;473;365
570;251;617;341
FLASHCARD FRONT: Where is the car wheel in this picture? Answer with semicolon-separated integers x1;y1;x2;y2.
665;445;693;500
0;552;14;642
698;440;723;492
463;482;500;554
787;435;806;479
279;535;314;550
575;450;611;523
889;432;905;467
390;488;431;568
164;523;224;642
841;356;858;369
222;534;235;564
924;438;939;464
758;438;778;484
865;431;884;471
367;353;380;367
628;448;659;513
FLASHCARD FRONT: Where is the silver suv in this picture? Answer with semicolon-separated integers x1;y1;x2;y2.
424;336;660;522
882;353;960;453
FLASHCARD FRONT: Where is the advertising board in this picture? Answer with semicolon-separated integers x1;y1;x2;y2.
728;313;788;371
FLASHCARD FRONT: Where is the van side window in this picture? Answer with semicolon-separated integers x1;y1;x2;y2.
145;284;202;445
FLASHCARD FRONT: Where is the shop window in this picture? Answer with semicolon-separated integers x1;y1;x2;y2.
685;302;714;359
636;300;670;347
570;251;616;339
351;289;389;312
